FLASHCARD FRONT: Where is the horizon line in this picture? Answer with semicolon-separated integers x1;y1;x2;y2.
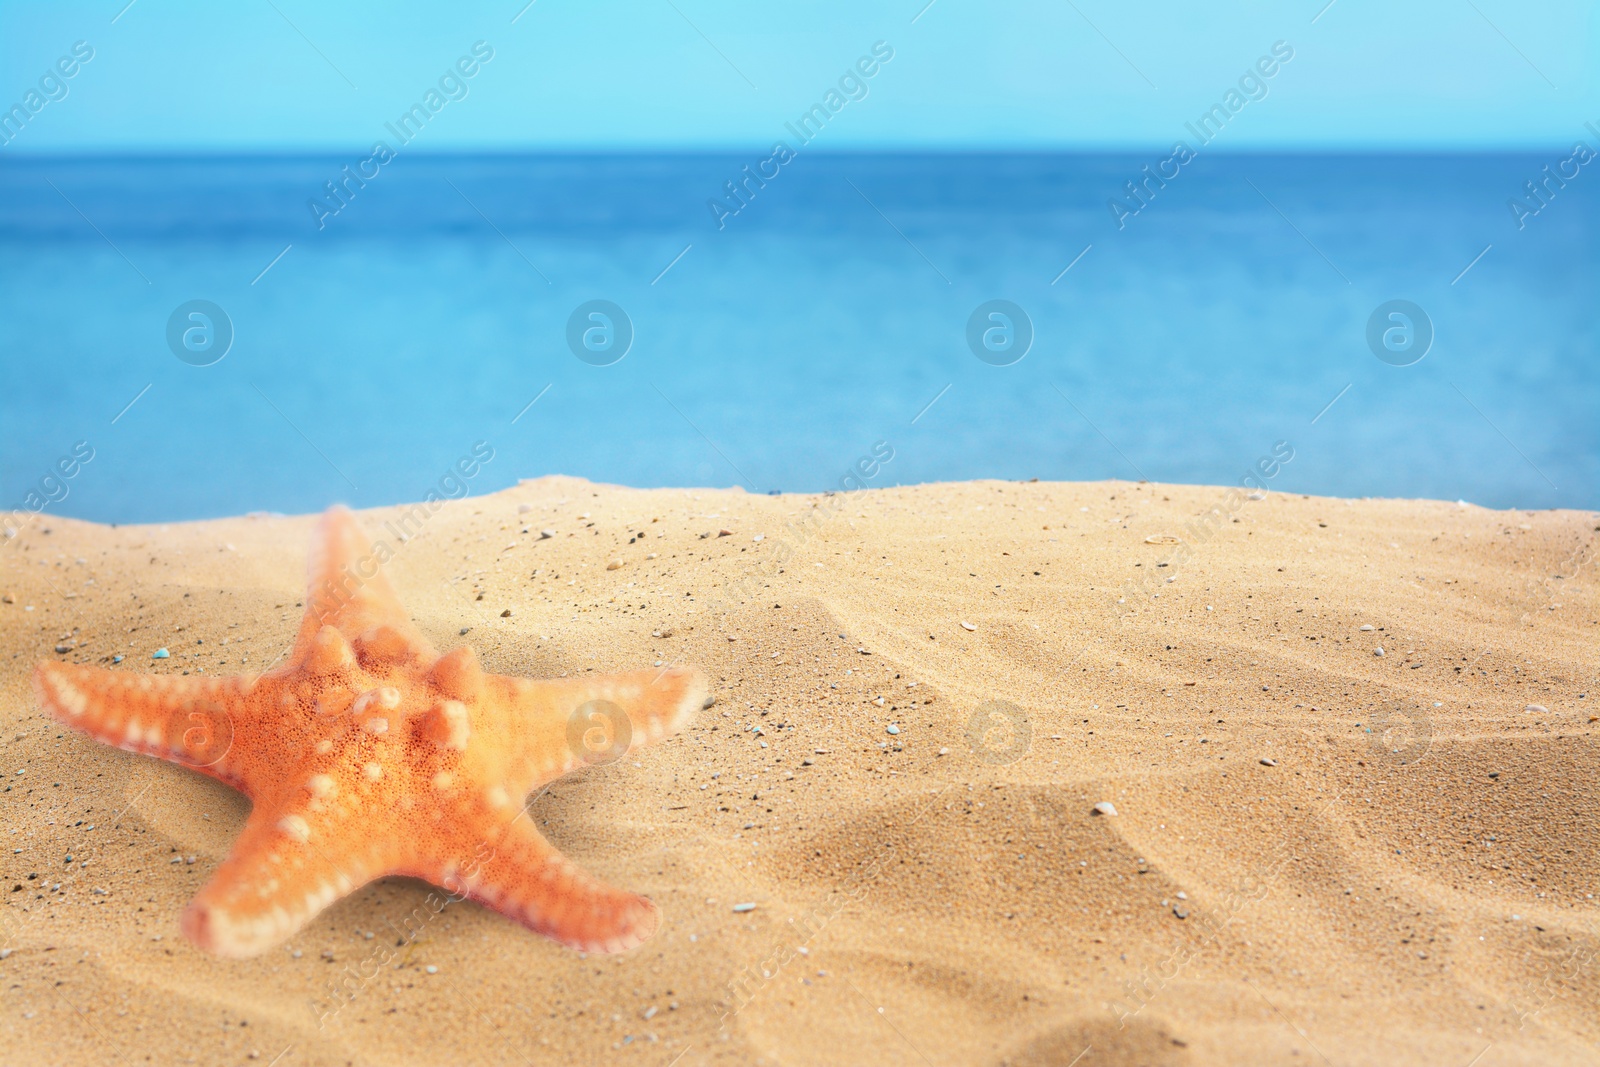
0;144;1582;160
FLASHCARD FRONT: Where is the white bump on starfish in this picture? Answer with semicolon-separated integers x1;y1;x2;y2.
307;774;336;798
278;814;311;842
432;771;454;790
52;676;88;717
486;785;510;809
364;717;389;735
364;762;382;780
314;739;333;754
353;686;401;715
354;625;411;665
428;646;484;703
421;699;471;750
306;626;357;674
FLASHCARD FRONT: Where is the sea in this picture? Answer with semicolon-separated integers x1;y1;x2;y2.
1;152;1594;523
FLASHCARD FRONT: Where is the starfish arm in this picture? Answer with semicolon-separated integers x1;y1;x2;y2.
418;813;660;954
494;667;706;785
34;662;253;789
293;506;435;667
181;803;392;958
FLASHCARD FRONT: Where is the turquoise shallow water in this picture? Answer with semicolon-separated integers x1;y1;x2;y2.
1;152;1594;522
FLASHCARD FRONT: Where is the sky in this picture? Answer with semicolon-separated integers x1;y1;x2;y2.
1;0;1596;152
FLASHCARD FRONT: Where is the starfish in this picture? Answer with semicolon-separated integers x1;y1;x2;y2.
32;506;705;958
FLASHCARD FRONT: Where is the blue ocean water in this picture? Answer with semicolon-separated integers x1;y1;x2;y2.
1;152;1594;523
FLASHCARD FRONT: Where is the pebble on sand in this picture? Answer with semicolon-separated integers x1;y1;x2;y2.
1359;624;1375;631
1259;758;1278;767
886;724;900;735
960;621;977;631
732;902;757;913
1524;704;1548;714
1092;802;1118;817
539;529;555;539
152;648;170;659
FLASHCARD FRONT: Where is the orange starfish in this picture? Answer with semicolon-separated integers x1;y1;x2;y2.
33;506;704;958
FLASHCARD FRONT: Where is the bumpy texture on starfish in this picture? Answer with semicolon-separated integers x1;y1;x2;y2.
33;506;705;958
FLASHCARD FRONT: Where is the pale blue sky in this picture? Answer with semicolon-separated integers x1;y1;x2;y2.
2;0;1596;151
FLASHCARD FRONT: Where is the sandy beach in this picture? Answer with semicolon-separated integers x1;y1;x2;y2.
2;476;1595;1066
